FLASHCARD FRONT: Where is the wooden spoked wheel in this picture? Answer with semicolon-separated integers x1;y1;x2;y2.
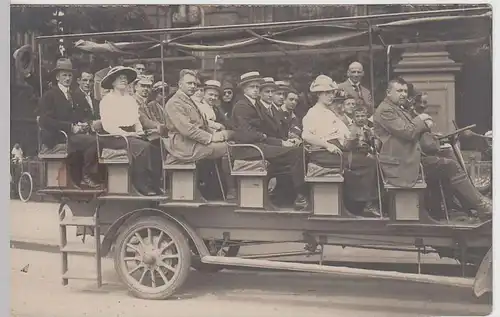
114;216;191;300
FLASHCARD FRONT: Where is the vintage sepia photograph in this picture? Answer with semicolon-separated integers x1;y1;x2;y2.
10;4;494;316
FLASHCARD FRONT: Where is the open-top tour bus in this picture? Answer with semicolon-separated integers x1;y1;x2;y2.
32;7;492;300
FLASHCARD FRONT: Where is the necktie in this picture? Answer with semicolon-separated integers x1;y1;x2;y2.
66;90;74;108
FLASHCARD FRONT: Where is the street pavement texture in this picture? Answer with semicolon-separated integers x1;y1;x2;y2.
10;200;458;264
10;249;492;317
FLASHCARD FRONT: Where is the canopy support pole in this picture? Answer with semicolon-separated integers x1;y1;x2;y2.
367;20;375;110
38;43;43;97
160;36;165;105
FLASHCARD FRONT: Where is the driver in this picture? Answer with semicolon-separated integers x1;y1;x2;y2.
408;85;492;221
373;78;492;221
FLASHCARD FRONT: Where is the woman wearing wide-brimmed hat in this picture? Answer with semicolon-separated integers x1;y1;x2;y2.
99;66;162;196
302;75;380;216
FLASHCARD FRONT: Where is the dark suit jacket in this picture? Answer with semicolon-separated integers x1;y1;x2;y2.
72;88;100;122
278;108;302;139
373;98;430;187
338;80;374;115
231;96;284;146
38;86;87;148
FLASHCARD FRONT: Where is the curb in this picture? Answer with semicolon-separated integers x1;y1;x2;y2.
11;239;61;254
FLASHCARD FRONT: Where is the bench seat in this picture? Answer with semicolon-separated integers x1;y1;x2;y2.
39;144;68;159
100;148;129;164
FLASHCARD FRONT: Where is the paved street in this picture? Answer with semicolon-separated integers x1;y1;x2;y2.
10;249;491;317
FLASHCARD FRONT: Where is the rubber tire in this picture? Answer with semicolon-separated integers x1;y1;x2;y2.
114;216;191;300
18;172;33;203
191;242;240;273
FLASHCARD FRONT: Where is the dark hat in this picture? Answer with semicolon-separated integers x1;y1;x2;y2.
238;71;263;87
51;58;76;76
222;81;234;91
332;89;348;101
101;66;137;90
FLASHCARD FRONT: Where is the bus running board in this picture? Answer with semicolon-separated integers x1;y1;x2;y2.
201;256;474;289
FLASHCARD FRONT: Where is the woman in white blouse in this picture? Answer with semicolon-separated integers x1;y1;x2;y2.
99;66;162;196
302;75;380;217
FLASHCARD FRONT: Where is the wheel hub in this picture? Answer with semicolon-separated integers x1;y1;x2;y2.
143;252;157;266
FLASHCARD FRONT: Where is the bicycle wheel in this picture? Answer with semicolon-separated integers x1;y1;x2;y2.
18;172;33;203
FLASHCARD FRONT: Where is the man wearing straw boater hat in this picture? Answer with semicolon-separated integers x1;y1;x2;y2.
38;58;103;189
164;69;236;200
231;71;309;210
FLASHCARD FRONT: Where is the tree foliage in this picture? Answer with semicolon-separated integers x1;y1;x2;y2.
11;5;154;36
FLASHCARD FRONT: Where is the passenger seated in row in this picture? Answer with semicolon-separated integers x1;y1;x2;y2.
279;86;302;140
231;71;309;210
302;75;380;216
373;77;492;220
99;66;162;196
164;69;236;200
38;58;102;188
140;81;169;138
134;75;168;141
195;80;234;133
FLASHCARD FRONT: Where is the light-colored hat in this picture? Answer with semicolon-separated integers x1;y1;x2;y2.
51;58;76;76
135;74;154;85
238;71;263;87
260;77;276;90
204;79;222;92
101;66;137;89
309;75;338;93
274;80;290;92
152;81;168;92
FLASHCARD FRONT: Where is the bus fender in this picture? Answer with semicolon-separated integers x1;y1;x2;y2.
100;208;209;258
473;247;492;298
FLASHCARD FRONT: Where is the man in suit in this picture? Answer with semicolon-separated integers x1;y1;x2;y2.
73;69;100;124
280;86;302;140
164;69;236;200
373;77;492;220
38;58;101;188
231;71;309;210
338;61;373;115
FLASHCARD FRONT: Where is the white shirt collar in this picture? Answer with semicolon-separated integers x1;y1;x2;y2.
58;83;69;94
80;87;91;96
260;99;272;109
244;95;256;106
348;78;360;87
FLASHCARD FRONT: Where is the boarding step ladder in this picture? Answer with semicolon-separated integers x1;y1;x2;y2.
58;204;104;288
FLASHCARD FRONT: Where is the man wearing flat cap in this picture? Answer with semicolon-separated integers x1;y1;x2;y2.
231;71;309;210
164;69;236;200
38;58;102;188
201;80;234;132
